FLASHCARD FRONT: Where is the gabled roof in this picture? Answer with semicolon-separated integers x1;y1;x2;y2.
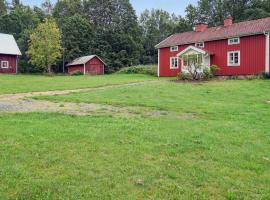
177;46;214;57
66;55;105;66
156;17;270;49
0;33;22;55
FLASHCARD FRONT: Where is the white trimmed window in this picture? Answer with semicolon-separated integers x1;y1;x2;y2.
1;61;9;68
170;46;178;52
195;42;204;48
228;37;240;45
228;51;240;66
170;57;178;69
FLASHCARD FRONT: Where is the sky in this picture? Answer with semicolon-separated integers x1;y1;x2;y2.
17;0;198;16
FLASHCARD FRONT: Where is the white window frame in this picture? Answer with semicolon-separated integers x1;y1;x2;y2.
170;46;178;52
170;57;178;69
195;42;204;48
228;37;240;45
227;51;240;66
1;61;9;69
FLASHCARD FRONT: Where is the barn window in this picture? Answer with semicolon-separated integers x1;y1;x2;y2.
195;42;204;48
1;61;9;68
170;57;178;69
170;46;178;52
228;37;240;45
228;51;240;66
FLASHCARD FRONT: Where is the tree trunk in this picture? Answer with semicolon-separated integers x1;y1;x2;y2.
48;65;52;74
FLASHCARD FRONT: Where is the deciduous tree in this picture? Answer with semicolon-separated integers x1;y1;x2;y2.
28;18;62;73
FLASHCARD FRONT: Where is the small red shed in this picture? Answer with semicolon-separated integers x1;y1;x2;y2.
67;55;105;75
0;33;22;74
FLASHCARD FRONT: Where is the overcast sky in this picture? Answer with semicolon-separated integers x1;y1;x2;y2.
16;0;198;16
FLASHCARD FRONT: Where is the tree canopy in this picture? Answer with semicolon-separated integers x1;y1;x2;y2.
28;18;62;73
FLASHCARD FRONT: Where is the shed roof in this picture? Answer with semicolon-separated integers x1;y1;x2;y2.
66;55;105;66
156;17;270;49
0;33;22;55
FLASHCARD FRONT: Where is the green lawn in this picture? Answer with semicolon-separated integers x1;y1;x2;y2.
0;74;156;94
1;77;270;199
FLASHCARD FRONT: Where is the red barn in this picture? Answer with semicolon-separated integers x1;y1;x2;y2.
0;33;21;74
67;55;105;75
156;17;270;77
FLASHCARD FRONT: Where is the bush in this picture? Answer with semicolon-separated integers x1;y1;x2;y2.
210;65;220;75
203;68;212;79
260;72;270;79
177;72;191;80
117;65;157;76
71;71;84;76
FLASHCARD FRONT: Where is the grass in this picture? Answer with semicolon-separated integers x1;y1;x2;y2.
1;77;270;199
0;74;156;94
117;65;157;76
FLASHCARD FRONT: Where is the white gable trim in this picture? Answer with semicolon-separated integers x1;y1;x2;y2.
177;46;208;57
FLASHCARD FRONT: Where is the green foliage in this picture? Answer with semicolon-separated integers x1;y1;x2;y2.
117;65;157;76
210;65;220;75
71;71;84;76
0;0;6;16
260;72;270;79
139;9;191;64
28;18;62;73
177;72;191;80
59;14;93;63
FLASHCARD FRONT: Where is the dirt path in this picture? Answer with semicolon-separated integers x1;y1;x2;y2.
0;81;163;116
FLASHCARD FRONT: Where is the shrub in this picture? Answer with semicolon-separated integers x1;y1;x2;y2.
260;72;270;79
210;65;220;75
117;65;157;76
71;71;84;76
203;68;212;79
177;72;191;80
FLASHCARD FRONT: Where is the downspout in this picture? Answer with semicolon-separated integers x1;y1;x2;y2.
264;31;270;73
158;49;160;77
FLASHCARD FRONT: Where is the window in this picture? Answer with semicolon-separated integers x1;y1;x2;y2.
195;42;204;48
170;46;178;52
170;57;178;69
182;54;203;67
228;51;240;66
228;37;240;45
1;61;9;69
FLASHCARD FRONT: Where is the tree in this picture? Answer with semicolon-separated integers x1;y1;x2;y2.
60;14;93;63
83;0;143;71
53;0;82;19
28;18;62;73
42;0;53;16
0;0;6;16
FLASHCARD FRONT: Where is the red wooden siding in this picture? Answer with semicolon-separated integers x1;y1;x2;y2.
85;57;104;75
68;57;104;75
0;54;17;74
159;34;267;76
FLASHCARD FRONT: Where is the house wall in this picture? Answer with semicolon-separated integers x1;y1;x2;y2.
68;64;84;74
158;34;266;76
0;54;17;74
85;57;104;75
68;57;104;75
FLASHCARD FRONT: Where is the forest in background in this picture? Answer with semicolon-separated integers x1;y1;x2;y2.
0;0;270;73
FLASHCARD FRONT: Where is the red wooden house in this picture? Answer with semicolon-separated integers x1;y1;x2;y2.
67;55;105;75
0;33;21;74
156;17;270;77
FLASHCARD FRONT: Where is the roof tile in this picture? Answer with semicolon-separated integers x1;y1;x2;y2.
156;17;270;49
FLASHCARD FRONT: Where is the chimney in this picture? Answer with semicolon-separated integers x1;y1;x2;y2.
195;23;208;32
224;16;233;27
